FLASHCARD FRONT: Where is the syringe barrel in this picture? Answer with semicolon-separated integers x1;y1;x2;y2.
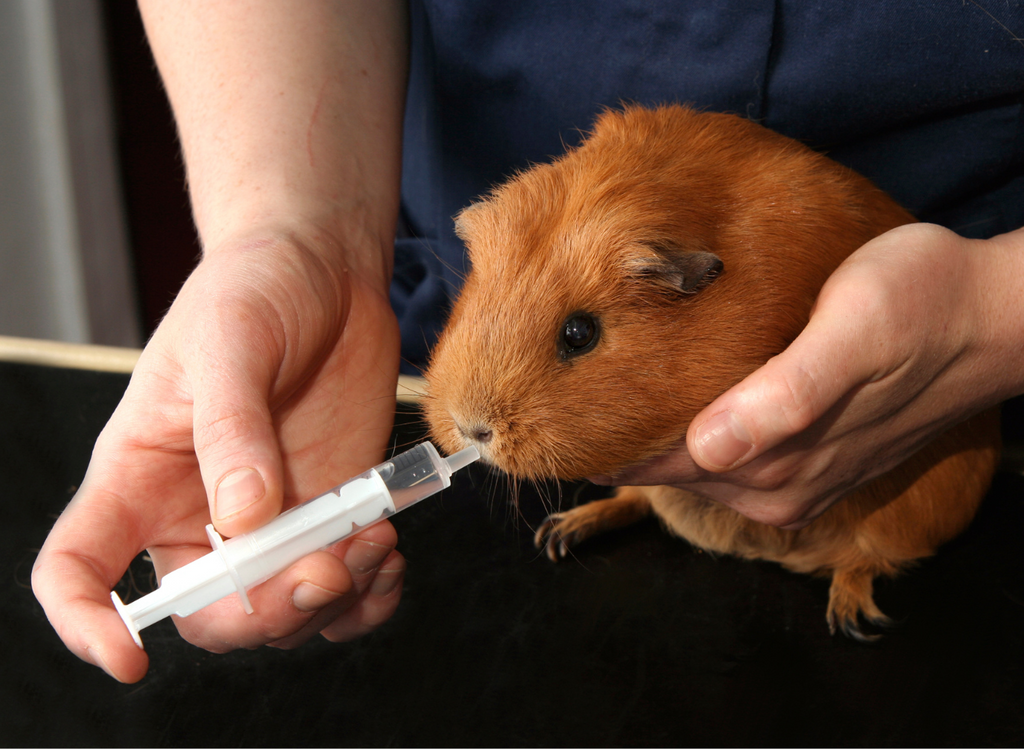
224;468;393;590
226;442;452;587
378;441;452;511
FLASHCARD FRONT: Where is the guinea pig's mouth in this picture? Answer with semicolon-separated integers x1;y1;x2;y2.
461;439;496;468
448;427;560;480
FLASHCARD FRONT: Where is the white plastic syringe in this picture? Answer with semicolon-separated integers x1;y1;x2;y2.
111;441;479;647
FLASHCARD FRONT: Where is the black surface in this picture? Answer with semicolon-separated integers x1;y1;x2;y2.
3;360;1024;746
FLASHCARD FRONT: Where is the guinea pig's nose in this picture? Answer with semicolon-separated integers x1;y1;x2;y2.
471;427;493;444
458;422;493;445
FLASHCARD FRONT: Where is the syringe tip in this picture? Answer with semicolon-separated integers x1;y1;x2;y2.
445;446;480;474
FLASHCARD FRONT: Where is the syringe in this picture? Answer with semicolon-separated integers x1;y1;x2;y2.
111;441;479;647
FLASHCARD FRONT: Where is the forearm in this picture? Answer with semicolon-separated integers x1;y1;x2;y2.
138;0;409;287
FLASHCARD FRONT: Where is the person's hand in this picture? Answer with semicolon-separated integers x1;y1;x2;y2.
599;223;1024;529
32;230;404;683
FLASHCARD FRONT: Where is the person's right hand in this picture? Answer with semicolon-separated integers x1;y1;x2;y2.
33;228;404;683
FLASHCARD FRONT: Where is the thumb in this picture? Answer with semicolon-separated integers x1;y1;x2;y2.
687;314;872;472
190;354;285;538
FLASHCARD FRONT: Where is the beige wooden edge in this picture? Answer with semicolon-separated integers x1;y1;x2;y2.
395;373;428;403
0;335;427;404
0;335;141;373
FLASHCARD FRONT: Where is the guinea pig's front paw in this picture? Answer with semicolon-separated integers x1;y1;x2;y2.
534;490;652;562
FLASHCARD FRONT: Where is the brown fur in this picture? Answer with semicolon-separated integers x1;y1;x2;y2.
423;104;1001;640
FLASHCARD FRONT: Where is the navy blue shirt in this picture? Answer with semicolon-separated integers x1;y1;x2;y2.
392;1;1024;373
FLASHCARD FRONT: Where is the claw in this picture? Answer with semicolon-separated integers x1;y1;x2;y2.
536;512;573;562
841;619;882;643
865;612;894;630
545;535;559;562
533;514;565;549
534;494;651;564
826;609;891;643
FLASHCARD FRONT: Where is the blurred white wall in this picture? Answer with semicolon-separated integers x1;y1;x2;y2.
0;0;140;346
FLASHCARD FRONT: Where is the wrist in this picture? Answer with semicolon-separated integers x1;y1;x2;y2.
969;226;1024;403
199;218;395;299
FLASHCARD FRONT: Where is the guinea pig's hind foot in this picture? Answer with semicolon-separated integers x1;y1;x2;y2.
534;488;652;562
825;566;894;643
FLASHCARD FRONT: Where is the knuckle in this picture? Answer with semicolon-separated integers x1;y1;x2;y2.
749;466;791;493
178;627;236;654
255;621;295;644
758;368;820;437
320;620;363;643
192;407;267;460
735;453;800;492
740;501;805;528
176;610;297;652
192;410;241;450
823;267;901;346
267;637;305;651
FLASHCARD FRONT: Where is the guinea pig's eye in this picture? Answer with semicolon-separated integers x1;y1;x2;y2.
560;312;601;358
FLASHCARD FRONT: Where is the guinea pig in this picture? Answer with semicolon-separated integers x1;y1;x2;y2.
422;104;1001;641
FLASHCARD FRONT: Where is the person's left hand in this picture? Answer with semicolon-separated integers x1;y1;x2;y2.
595;223;1024;529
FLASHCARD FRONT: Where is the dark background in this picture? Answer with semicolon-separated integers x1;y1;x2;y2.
102;1;198;337
4;360;1024;746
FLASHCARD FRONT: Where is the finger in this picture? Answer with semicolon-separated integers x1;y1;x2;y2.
687;309;875;472
337;520;400;585
166;548;355;651
319;550;406;643
186;325;286;538
155;520;398;650
275;522;402;647
269;548;405;649
667;474;836;528
32;483;151;683
590;439;708;486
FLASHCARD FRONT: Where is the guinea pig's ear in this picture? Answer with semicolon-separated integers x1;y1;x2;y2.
627;247;724;295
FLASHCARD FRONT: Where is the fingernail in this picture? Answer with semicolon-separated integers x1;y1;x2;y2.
85;646;119;681
214;467;265;521
343;540;392;574
369;567;403;597
694;411;753;469
292;581;344;612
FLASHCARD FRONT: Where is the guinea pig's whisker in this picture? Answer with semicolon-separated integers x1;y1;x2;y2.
529;477;552;523
385;433;423;458
400;356;428;378
569;481;590;509
484;470;529;544
417;330;436;365
422;239;470;286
